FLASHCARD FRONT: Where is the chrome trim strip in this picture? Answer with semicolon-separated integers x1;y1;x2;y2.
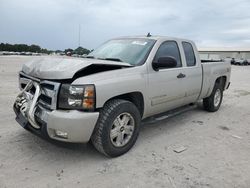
40;80;60;109
27;82;41;129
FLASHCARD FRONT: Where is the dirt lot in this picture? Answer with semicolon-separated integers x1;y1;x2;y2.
0;56;249;188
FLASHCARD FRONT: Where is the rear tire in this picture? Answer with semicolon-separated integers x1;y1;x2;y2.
203;83;223;112
91;99;141;157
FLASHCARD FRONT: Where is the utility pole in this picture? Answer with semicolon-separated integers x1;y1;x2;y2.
78;24;81;47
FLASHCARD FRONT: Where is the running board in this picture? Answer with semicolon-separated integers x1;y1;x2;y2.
142;104;197;125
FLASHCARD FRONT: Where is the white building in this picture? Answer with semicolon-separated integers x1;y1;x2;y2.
199;47;250;60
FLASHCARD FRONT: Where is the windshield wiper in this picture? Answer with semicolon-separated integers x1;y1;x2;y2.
99;57;123;62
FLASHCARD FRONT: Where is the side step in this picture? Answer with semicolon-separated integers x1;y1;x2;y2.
142;104;197;125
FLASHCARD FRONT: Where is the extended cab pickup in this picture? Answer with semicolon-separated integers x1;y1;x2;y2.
13;36;231;157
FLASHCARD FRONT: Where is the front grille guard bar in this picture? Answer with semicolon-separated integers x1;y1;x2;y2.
15;80;41;129
19;72;61;110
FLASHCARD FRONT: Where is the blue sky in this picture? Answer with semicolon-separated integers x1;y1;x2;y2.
1;0;250;50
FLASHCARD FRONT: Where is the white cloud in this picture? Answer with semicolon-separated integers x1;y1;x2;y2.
1;0;250;49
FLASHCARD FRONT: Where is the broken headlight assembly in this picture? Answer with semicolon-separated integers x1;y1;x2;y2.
58;84;95;111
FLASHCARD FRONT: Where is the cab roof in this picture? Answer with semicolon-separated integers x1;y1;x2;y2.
114;35;194;43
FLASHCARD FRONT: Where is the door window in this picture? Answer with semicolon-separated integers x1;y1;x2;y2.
154;41;182;68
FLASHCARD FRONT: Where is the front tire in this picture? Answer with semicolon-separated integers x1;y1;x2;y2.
203;83;223;112
91;99;141;157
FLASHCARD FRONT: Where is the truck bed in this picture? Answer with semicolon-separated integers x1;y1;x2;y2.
199;61;231;100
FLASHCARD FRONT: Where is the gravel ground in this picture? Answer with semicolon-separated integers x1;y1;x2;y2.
0;56;249;188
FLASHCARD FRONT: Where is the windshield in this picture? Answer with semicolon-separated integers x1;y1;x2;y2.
87;38;156;65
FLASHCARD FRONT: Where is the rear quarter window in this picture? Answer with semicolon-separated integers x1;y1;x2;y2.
182;42;196;67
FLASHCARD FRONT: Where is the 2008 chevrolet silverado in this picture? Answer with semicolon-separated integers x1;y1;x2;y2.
13;36;231;157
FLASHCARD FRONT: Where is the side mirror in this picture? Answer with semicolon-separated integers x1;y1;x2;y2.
152;56;177;71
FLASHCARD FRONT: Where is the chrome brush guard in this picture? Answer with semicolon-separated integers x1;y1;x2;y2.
14;80;41;129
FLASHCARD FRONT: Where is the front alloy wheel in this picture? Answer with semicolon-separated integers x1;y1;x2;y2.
110;112;135;147
91;99;141;157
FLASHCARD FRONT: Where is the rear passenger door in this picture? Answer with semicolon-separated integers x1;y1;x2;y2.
147;41;186;115
181;41;202;104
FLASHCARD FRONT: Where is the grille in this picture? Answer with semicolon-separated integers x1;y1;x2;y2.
19;72;60;110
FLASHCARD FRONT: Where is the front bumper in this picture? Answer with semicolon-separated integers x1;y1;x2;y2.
47;110;99;143
14;103;99;143
13;80;99;143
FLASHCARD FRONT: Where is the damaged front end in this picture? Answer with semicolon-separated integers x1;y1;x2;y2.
13;72;100;143
13;72;61;138
13;57;132;142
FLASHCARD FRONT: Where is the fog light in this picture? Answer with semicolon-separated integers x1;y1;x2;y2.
55;130;68;139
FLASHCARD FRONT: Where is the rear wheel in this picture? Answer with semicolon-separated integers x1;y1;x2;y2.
203;83;223;112
91;99;141;157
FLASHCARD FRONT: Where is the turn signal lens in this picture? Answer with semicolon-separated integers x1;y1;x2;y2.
83;98;94;109
84;85;95;97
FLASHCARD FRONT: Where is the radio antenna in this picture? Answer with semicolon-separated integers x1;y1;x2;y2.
147;32;152;37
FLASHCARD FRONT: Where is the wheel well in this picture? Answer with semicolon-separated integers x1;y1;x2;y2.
105;92;144;117
215;76;227;90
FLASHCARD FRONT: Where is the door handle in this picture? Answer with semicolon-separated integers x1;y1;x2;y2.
177;73;186;79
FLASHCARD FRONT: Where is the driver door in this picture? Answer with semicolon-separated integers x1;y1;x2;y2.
147;41;186;116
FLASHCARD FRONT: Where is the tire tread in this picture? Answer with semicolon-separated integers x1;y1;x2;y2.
91;99;135;157
203;83;223;112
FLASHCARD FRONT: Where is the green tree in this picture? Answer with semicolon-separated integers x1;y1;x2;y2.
64;48;74;53
0;43;44;53
74;47;90;55
29;44;41;52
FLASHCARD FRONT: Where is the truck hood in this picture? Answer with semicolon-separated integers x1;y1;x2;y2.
22;56;132;80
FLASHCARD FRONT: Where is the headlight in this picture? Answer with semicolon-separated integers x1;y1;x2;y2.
58;84;95;111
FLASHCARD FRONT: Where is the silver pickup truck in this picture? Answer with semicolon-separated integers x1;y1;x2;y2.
13;36;231;157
